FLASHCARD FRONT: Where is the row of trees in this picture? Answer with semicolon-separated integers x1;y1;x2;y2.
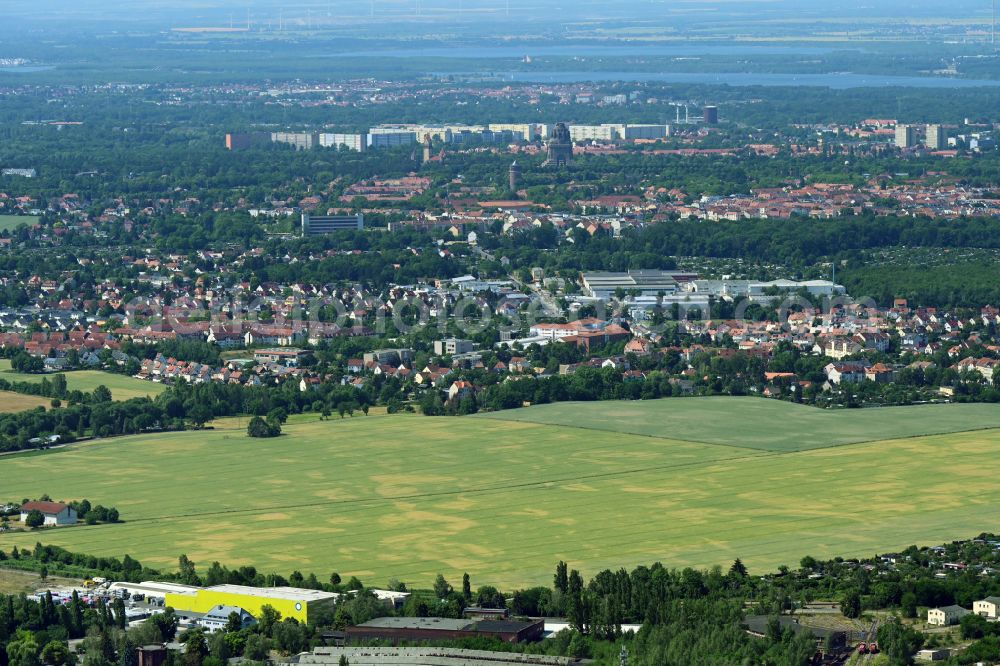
11;534;1000;665
0;375;379;454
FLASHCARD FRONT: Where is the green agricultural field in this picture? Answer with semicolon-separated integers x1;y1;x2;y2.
477;397;1000;451
0;360;165;401
0;215;38;231
2;399;1000;589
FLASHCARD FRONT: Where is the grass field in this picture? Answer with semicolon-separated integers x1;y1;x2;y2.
477;397;1000;451
0;215;39;231
2;398;1000;589
0;569;78;595
0;390;51;413
0;360;165;401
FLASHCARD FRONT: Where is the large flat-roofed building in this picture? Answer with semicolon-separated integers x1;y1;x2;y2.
568;124;620;142
685;279;845;302
164;584;339;624
271;132;320;151
319;133;366;152
434;338;475;355
488;123;537;141
225;133;270;151
108;581;201;604
302;213;364;235
300;647;572;666
367;129;416;149
581;270;698;299
623;124;669;140
344;617;545;645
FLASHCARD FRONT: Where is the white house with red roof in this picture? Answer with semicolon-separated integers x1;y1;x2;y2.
19;501;78;526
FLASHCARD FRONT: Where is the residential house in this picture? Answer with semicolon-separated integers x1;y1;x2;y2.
199;605;256;633
824;362;869;385
973;597;1000;618
927;605;969;626
448;380;475;401
865;363;895;383
19;501;78;526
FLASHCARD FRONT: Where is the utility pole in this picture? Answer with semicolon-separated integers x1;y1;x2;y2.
619;645;628;666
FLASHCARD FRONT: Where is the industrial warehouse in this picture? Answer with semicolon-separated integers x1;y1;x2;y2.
164;583;340;623
107;581;340;624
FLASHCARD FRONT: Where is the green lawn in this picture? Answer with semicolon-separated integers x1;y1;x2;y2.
2;400;999;589
0;215;38;231
0;360;165;401
476;397;1000;451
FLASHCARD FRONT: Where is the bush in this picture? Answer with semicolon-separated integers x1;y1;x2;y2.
247;416;281;438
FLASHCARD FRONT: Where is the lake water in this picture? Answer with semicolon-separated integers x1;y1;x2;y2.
439;70;1000;89
331;43;848;59
0;65;55;73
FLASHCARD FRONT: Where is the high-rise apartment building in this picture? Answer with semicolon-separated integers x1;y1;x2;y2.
925;124;947;150
895;124;917;149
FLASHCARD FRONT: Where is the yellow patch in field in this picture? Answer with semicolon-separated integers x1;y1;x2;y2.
256;512;292;521
561;483;599;492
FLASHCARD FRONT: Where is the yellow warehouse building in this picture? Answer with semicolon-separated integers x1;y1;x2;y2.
164;584;340;623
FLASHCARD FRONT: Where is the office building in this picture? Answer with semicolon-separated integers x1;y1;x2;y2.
319;133;365;152
925;124;947;150
703;106;719;124
895;124;917;149
434;338;475;355
302;213;364;235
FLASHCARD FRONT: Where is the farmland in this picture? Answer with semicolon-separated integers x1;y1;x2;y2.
475;397;1000;451
0;360;165;401
1;399;999;589
0;390;51;413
